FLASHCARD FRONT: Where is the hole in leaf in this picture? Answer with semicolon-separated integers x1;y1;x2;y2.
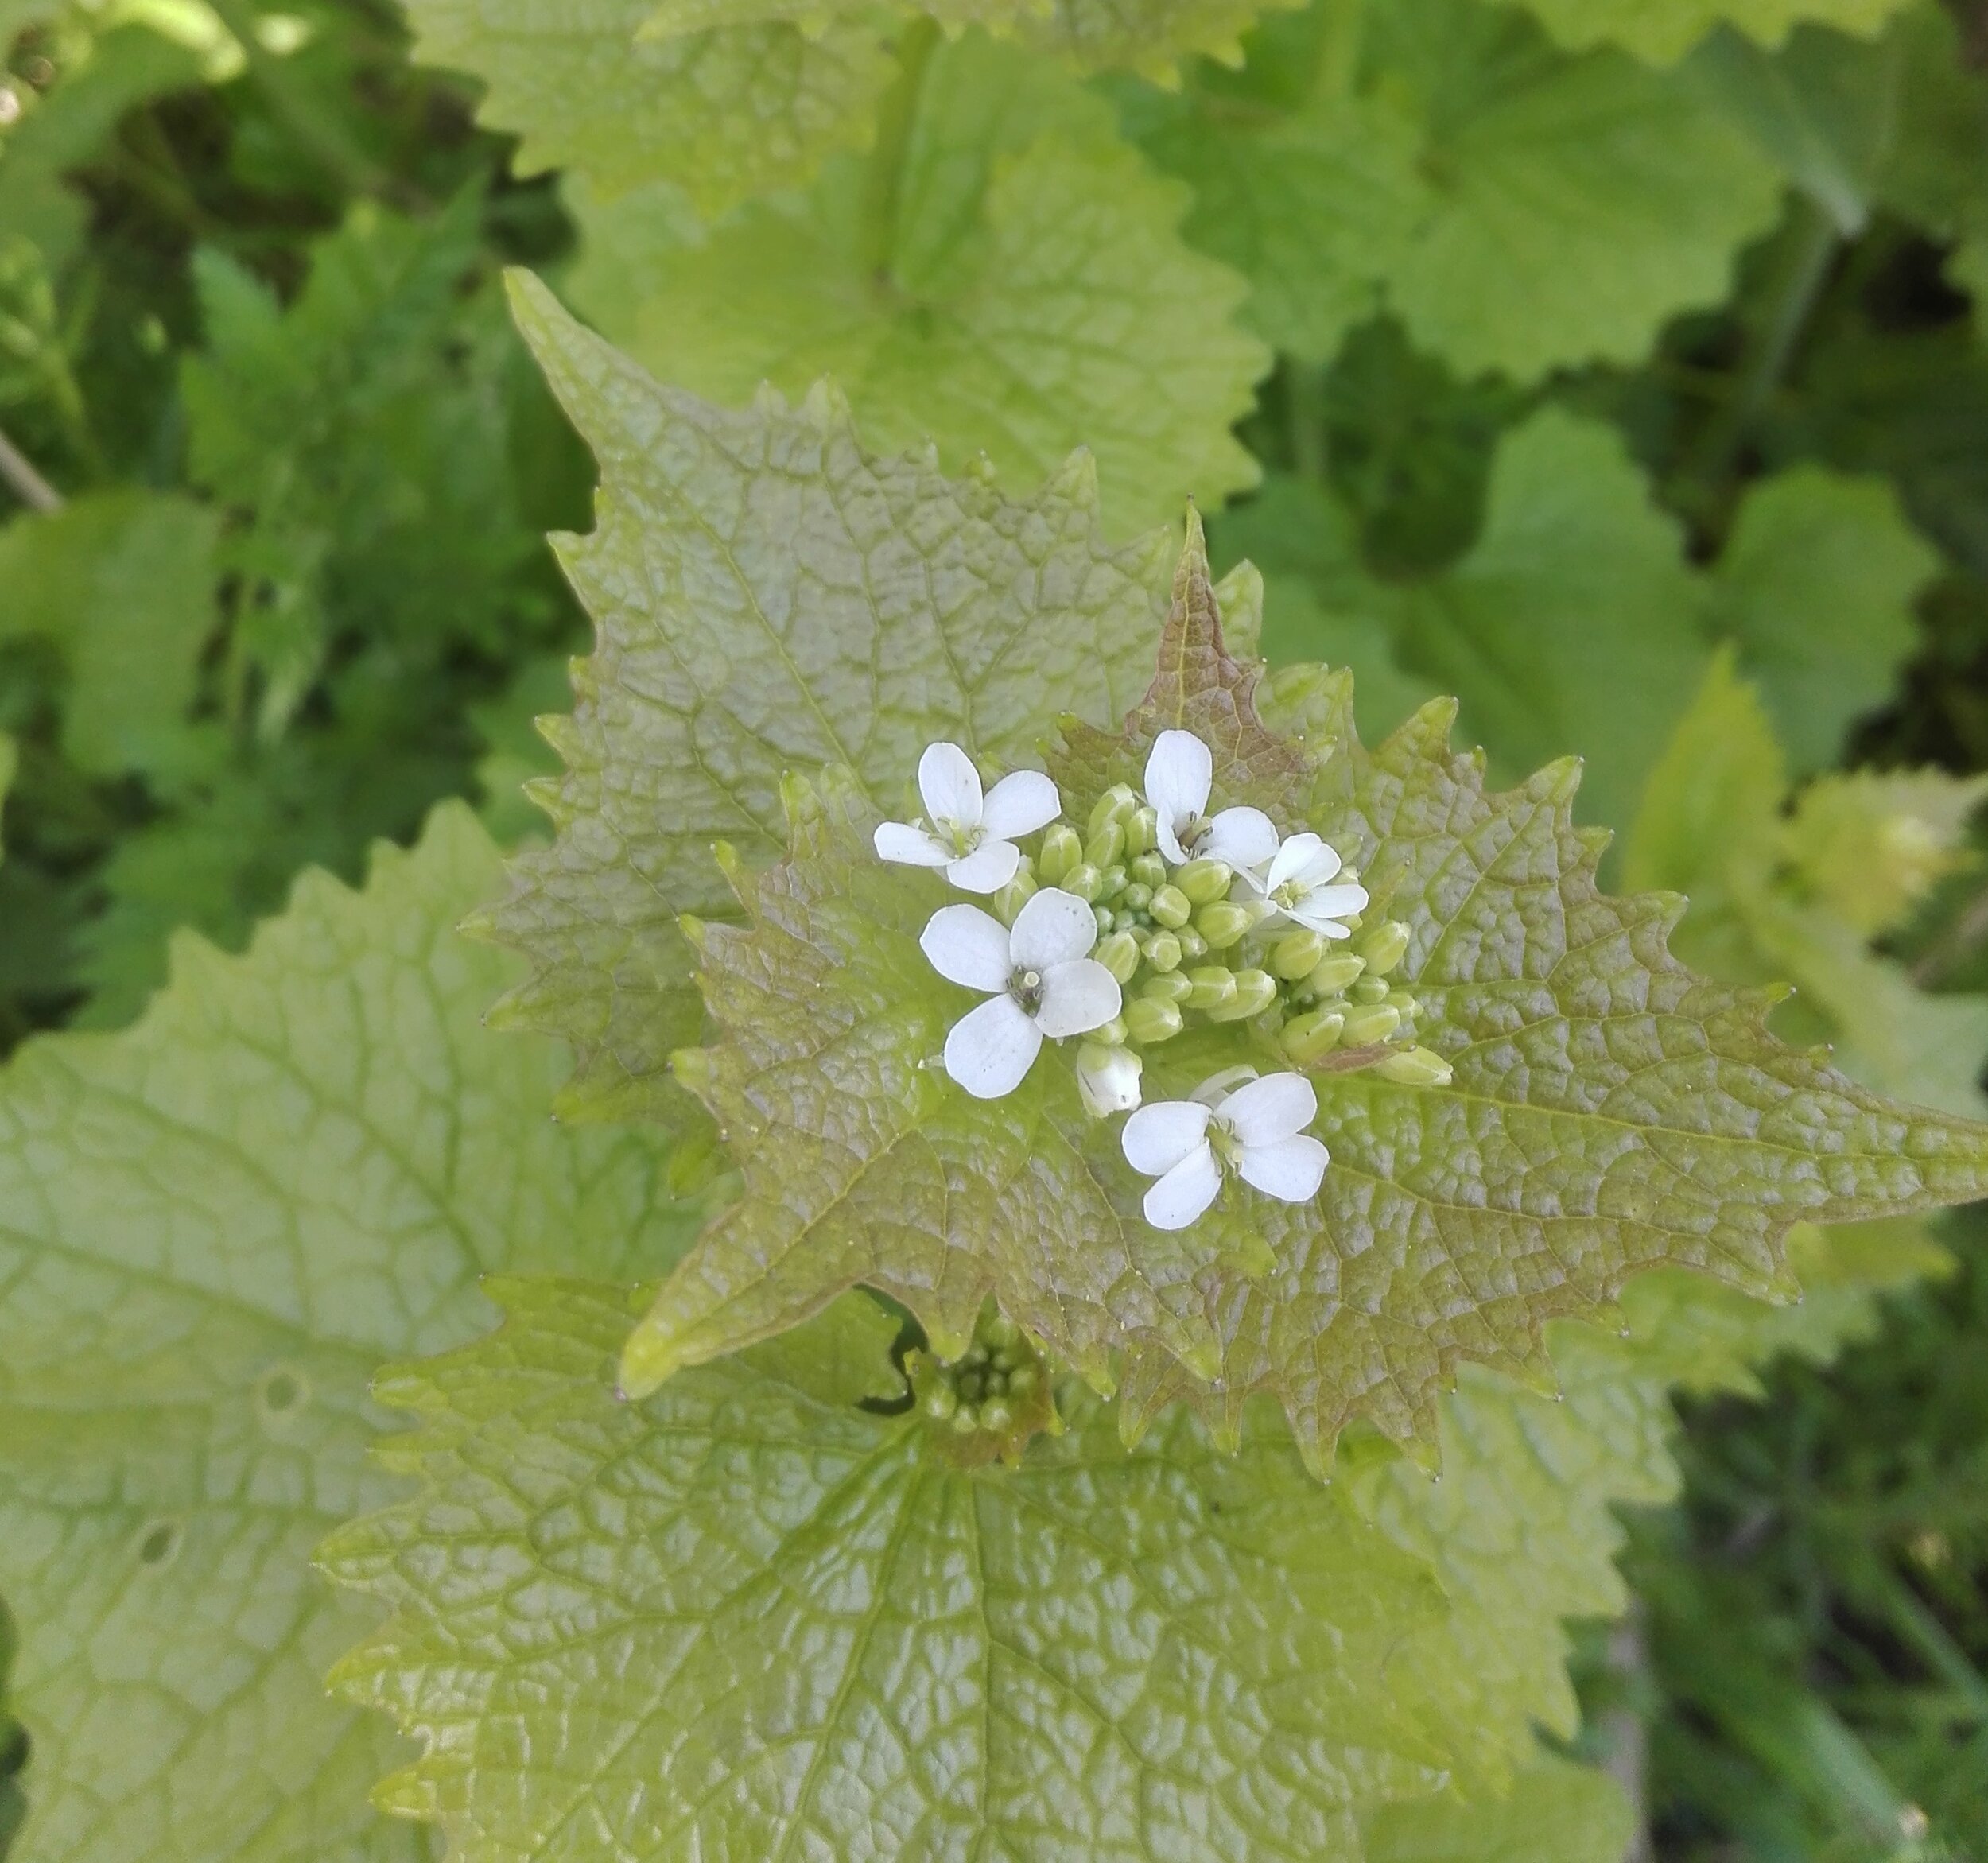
258;1367;306;1415
136;1521;179;1568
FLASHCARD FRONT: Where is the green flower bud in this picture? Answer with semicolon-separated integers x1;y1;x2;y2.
1093;1013;1128;1046
1120;882;1153;913
981;1399;1014;1434
1194;902;1253;951
1085;818;1126;871
1375;1045;1453;1086
990;871;1037;924
1282;1007;1345;1062
1352;976;1389;1005
1207;968;1277;1022
1064;863;1103;902
1306;952;1366;996
1097;864;1128;900
1007;1363;1038;1395
1038;824;1082;885
1387;992;1419;1020
1143;970;1193;1005
1096;930;1142;984
1130;851;1167;890
1149;884;1193;928
983;1311;1019;1349
950;1405;980;1434
1183;965;1238;1011
1143;929;1182;972
1272;929;1329;980
1342;1002;1401;1046
1357;920;1411;976
1126;996;1185;1044
1124;805;1159;856
1092;906;1116;936
1176;929;1208;960
1175;857;1233;906
1087;783;1137;840
922;1380;958;1421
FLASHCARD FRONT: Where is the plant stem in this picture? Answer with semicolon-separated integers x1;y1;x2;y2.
0;422;61;510
857;16;939;291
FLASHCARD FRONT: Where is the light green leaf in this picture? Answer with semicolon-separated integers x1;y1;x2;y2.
322;1276;1447;1863
469;650;572;847
1782;765;1988;938
1127;0;1780;377
569;29;1265;540
398;0;892;216
0;805;698;1863
1362;1755;1633;1863
0;490;219;779
480;276;1175;1126
1705;466;1936;773
1491;0;1912;67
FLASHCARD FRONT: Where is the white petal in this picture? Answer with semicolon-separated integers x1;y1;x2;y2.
980;769;1060;840
1291;883;1370;933
1009;886;1097;969
1122;1099;1213;1176
1077;1046;1143;1116
946;838;1021;894
1265;831;1326;892
1202;807;1279;874
874;821;953;867
919;741;984;829
1220;1070;1318;1147
920;904;1012;992
1237;1134;1329;1203
1034;960;1121;1038
944;995;1043;1100
1191;1065;1260;1110
1144;729;1211;829
1144;1145;1223;1230
1155;817;1190;865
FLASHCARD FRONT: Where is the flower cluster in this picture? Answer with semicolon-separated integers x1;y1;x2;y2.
876;729;1450;1230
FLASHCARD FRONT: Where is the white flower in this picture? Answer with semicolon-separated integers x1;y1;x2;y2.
1245;832;1369;939
1143;728;1279;870
875;741;1061;893
922;888;1123;1100
1120;1069;1327;1231
1076;1042;1143;1116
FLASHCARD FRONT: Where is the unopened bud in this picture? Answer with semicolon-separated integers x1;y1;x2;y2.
1282;1007;1345;1062
1149;884;1192;928
1120;882;1153;912
1085;818;1126;871
1183;965;1238;1011
950;1405;980;1434
1342;1002;1401;1046
1195;902;1253;950
1143;929;1182;972
1087;783;1137;840
1387;992;1419;1020
1272;929;1328;980
1307;952;1365;996
1126;996;1184;1044
1093;1013;1128;1045
1064;863;1103;902
1143;970;1193;1005
1007;1363;1038;1395
1208;968;1277;1021
1038;824;1082;885
1077;1042;1143;1116
1130;851;1167;890
922;1380;958;1420
1375;1045;1452;1086
1176;929;1208;960
1096;864;1128;900
1352;976;1389;1005
991;871;1037;924
1092;906;1116;936
1096;930;1142;984
1124;805;1159;856
1357;920;1411;976
981;1399;1014;1433
1175;857;1233;905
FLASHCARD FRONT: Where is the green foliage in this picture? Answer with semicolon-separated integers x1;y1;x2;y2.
1490;0;1912;67
0;805;697;1863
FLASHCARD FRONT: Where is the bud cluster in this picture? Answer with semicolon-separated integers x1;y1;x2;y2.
907;1306;1058;1466
984;779;1446;1104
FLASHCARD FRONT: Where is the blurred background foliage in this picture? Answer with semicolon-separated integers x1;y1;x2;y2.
0;0;1985;1854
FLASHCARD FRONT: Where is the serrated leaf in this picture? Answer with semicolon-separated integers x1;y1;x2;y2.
1489;0;1911;67
0;489;219;780
1126;0;1779;377
0;805;699;1863
1705;466;1936;773
322;1275;1448;1863
480;278;1174;1125
398;0;891;217
569;29;1265;539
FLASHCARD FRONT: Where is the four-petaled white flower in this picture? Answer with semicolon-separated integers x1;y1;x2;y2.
875;741;1062;893
922;888;1123;1100
1121;1069;1328;1230
1246;832;1369;938
1143;728;1279;870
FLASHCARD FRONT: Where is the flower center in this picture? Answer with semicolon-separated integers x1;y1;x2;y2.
1272;879;1307;910
1208;1119;1244;1170
1177;813;1209;852
938;817;983;859
1009;967;1044;1015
